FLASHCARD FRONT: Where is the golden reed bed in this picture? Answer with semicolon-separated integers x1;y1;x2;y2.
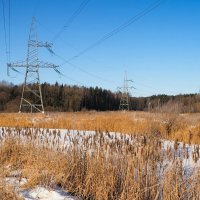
0;111;200;144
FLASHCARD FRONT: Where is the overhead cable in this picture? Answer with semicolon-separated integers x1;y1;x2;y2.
63;0;165;63
51;0;90;42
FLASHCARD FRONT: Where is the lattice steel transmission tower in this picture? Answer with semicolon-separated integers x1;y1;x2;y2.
7;17;59;113
118;72;134;111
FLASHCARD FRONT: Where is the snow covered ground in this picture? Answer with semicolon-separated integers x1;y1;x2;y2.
161;139;200;169
3;168;78;200
4;172;79;200
20;186;79;200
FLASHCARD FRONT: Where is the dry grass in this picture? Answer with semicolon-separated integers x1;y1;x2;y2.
0;111;200;199
0;128;199;200
0;111;200;144
0;181;22;200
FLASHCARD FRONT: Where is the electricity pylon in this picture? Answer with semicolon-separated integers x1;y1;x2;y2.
7;17;59;113
118;72;134;111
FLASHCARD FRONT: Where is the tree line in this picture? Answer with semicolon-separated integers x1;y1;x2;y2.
0;81;200;113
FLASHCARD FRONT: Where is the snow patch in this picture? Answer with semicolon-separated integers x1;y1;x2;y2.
20;186;79;200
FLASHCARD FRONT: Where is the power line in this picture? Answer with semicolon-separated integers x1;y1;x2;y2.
54;51;177;95
53;0;165;87
1;0;9;62
51;0;90;42
52;50;119;85
36;18;119;85
61;0;165;64
36;1;174;94
8;0;10;62
37;17;118;70
53;49;177;95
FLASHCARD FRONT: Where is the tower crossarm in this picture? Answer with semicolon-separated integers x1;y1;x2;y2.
29;40;52;48
37;61;59;69
7;61;59;69
7;61;27;75
7;61;60;77
29;40;54;54
7;61;27;68
37;41;52;47
28;40;54;54
126;80;134;82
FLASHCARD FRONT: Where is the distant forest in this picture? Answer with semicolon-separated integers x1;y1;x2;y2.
0;81;200;113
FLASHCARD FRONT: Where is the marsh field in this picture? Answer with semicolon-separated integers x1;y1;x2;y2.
0;111;200;200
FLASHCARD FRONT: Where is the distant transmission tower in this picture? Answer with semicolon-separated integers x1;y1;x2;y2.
118;72;134;111
7;17;59;113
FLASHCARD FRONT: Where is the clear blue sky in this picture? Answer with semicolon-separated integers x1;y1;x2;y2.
0;0;200;97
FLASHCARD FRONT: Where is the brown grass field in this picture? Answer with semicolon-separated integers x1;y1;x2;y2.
0;111;200;144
